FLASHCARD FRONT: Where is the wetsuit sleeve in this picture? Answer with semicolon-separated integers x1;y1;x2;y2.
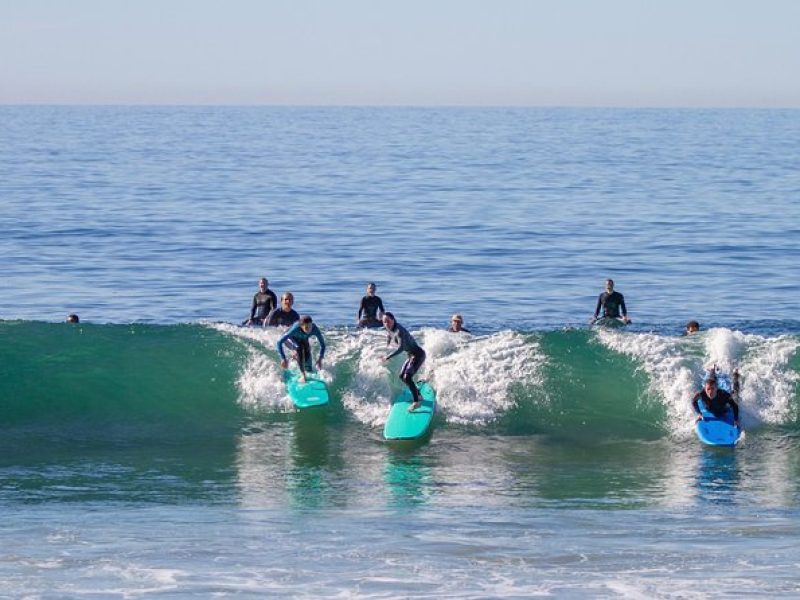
358;297;366;319
250;293;259;320
594;294;603;319
268;290;277;313
724;391;739;421
386;346;403;360
313;325;326;360
386;329;403;360
266;309;278;326
620;294;627;317
277;324;299;361
377;297;385;315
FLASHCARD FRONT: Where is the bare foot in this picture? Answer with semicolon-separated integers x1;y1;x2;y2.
408;401;421;412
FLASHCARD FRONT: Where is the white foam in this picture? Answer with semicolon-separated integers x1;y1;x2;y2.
210;323;293;411
596;327;799;435
423;328;544;426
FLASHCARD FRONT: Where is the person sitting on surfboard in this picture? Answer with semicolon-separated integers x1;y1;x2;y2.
244;277;278;326
691;370;740;428
266;292;300;327
448;313;470;333
592;279;631;324
382;312;426;412
357;282;386;328
277;315;326;383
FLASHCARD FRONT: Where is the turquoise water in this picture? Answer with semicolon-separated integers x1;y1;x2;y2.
1;107;799;597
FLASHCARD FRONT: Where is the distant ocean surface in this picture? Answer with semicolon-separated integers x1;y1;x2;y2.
1;106;799;597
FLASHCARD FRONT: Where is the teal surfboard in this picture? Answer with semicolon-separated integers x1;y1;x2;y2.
383;381;436;440
283;369;330;409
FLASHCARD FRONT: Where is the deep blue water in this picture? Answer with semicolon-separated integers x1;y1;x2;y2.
1;106;799;597
2;106;799;332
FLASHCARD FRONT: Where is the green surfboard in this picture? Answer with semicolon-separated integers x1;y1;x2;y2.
283;369;330;409
383;381;436;440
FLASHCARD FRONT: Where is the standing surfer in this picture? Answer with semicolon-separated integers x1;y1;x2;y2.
382;312;426;411
278;315;326;383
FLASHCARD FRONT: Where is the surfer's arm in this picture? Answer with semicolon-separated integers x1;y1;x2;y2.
249;294;258;320
593;295;602;319
277;325;299;361
728;397;740;423
276;334;289;361
691;393;703;420
385;347;403;361
357;297;365;321
313;326;326;361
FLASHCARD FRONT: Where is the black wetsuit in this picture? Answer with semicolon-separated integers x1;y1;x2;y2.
447;326;471;333
250;290;277;324
692;389;739;421
386;322;426;403
358;295;385;327
266;307;300;327
594;291;627;319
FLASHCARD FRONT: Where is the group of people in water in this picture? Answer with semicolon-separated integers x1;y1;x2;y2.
239;275;733;418
241;278;471;411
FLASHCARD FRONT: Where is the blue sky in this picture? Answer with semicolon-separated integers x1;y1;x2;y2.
2;0;799;106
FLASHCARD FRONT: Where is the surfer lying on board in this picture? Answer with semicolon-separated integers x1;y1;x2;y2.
278;315;326;383
382;312;426;412
266;292;300;327
691;369;740;428
244;277;278;326
357;282;385;328
591;278;631;324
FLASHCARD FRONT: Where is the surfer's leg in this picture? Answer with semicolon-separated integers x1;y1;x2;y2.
294;340;311;382
401;349;425;409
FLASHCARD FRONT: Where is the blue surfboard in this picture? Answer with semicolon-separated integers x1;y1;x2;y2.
383;381;436;440
284;369;330;409
694;373;741;447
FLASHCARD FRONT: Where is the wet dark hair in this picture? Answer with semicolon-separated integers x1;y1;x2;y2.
383;312;395;321
66;314;79;323
686;320;700;330
300;315;313;325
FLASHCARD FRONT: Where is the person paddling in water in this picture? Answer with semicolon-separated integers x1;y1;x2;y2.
382;312;426;412
691;368;741;429
244;277;278;326
357;282;386;328
277;315;326;384
266;292;300;327
592;278;631;324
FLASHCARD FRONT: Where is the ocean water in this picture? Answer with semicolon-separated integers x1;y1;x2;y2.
1;106;799;597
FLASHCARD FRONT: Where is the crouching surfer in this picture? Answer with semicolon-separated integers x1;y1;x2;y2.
277;315;326;384
382;312;426;412
691;369;740;429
